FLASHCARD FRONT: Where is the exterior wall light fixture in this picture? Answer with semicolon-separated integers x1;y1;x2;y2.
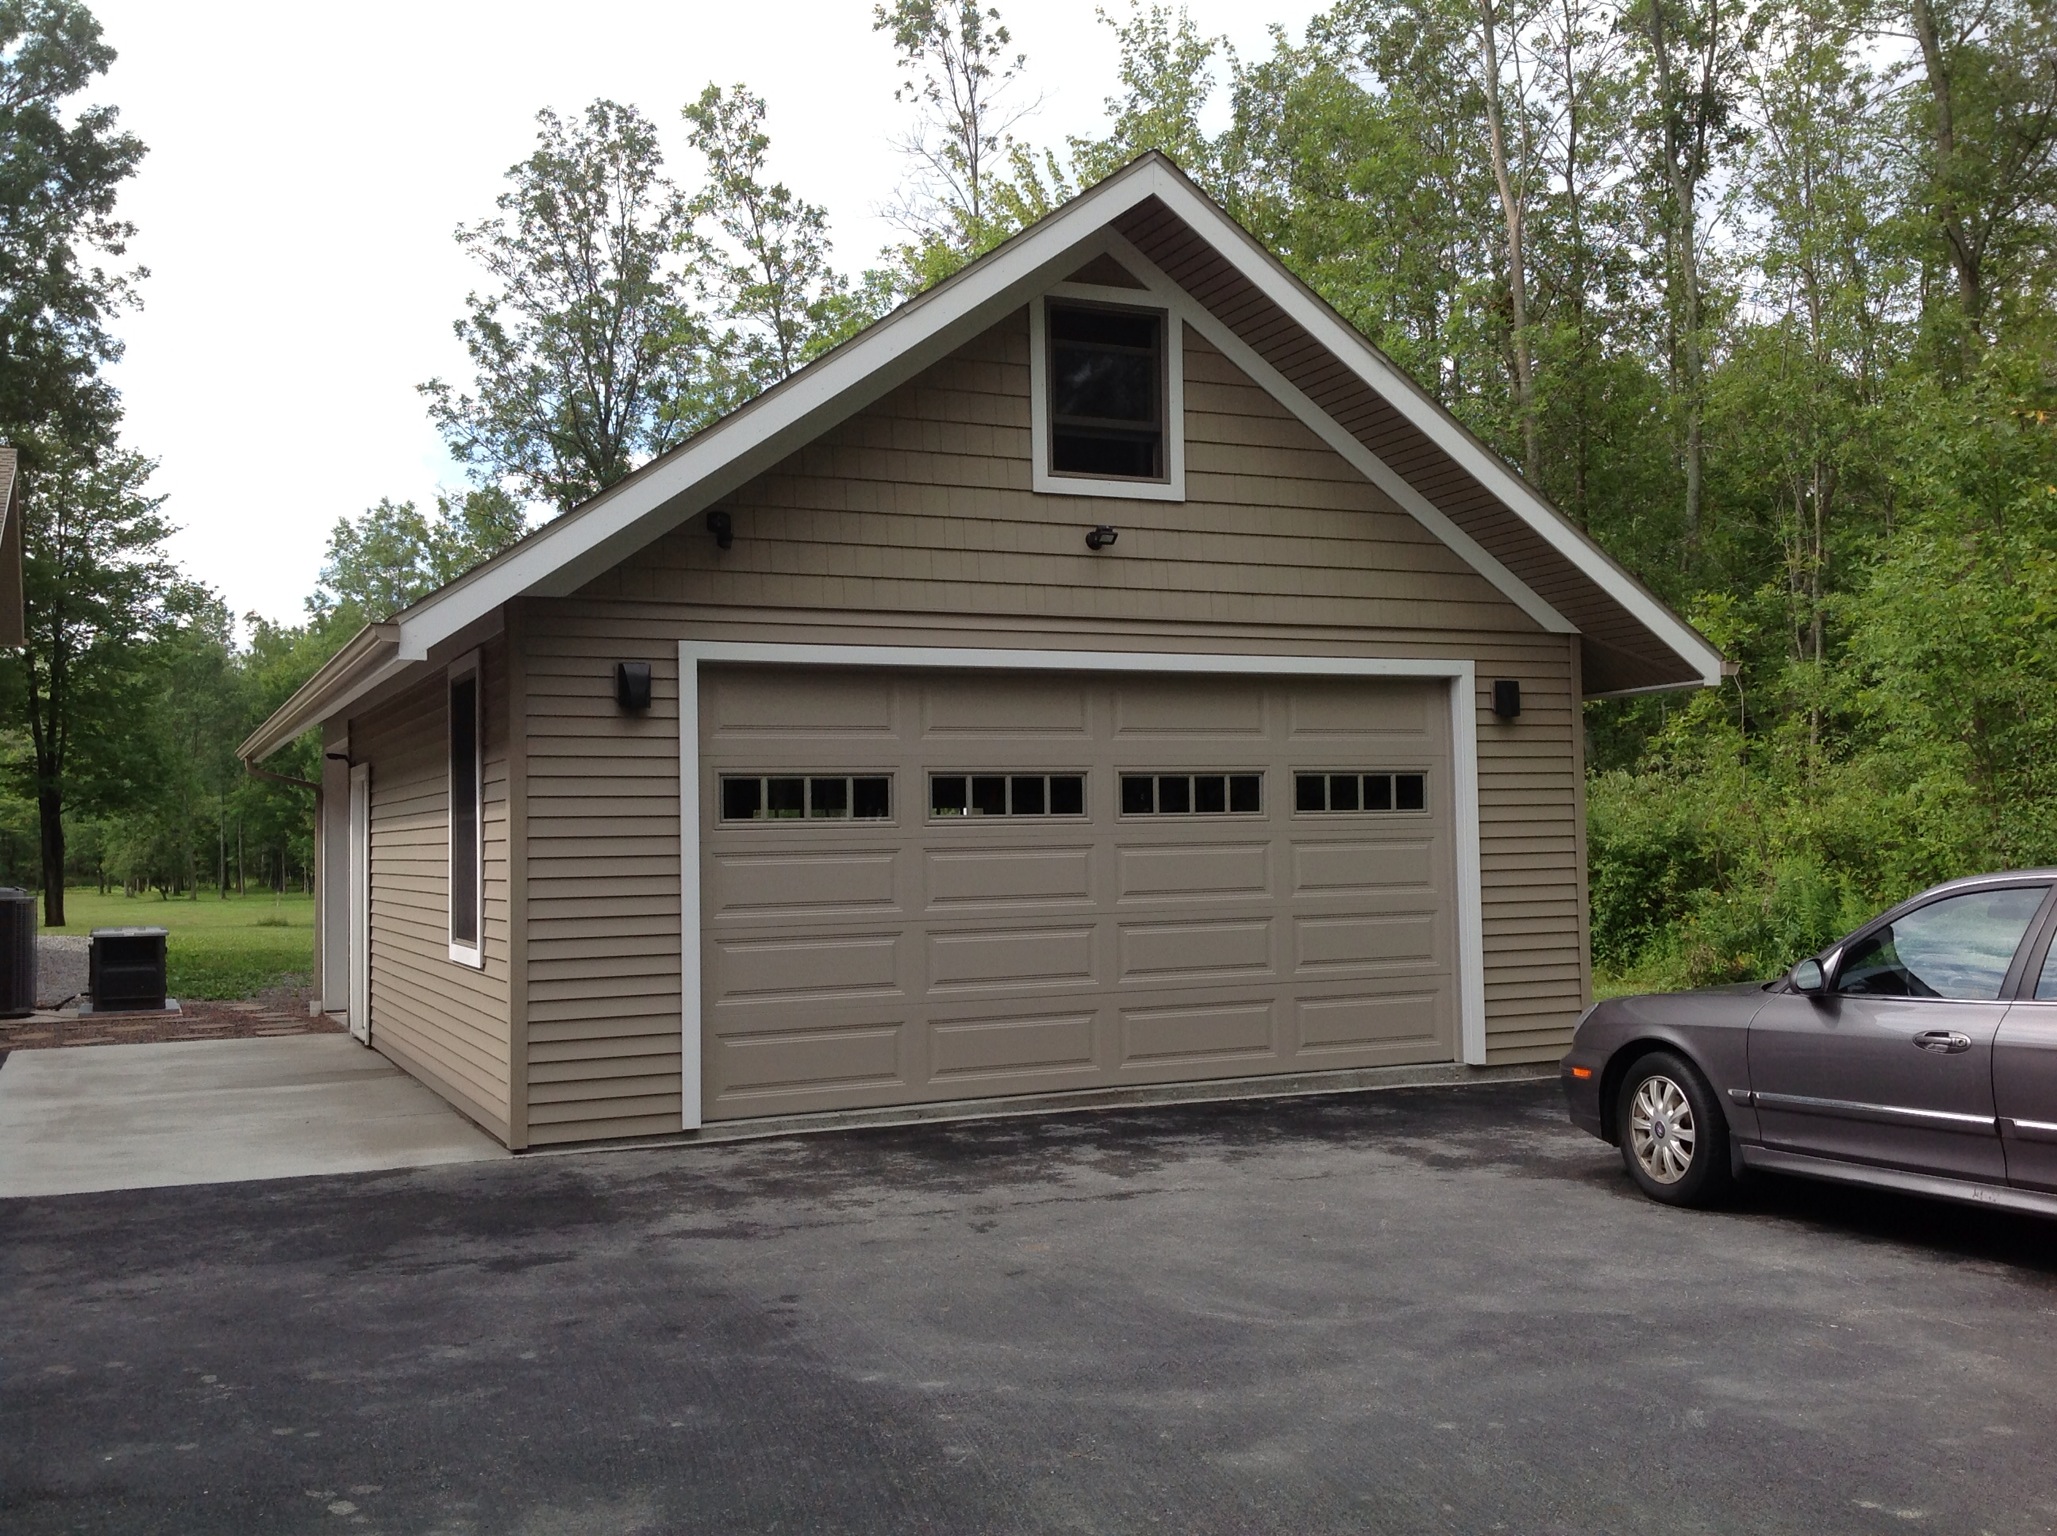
1492;679;1522;718
707;509;733;549
1085;525;1119;550
615;661;654;712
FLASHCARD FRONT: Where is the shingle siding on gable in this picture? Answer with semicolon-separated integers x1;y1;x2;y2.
504;309;1585;1145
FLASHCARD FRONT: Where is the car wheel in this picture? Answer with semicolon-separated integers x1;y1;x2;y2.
1616;1051;1733;1208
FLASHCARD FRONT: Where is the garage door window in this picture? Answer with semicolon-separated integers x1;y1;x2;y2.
1120;773;1261;816
721;775;891;821
1296;772;1427;813
931;773;1086;818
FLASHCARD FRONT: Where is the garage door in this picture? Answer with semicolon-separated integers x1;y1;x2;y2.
698;666;1457;1120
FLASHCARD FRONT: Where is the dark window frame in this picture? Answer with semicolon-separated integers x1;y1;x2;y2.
1043;298;1171;486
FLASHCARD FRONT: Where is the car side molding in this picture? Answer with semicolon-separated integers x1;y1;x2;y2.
1730;1089;1996;1132
1739;1145;2057;1218
2002;1117;2057;1144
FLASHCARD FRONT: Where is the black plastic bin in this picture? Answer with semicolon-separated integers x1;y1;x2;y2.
90;927;168;1013
0;887;34;1018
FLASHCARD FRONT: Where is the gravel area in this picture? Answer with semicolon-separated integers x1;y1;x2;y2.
33;935;87;1009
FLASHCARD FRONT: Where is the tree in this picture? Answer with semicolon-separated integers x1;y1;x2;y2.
12;445;175;925
307;486;528;637
1630;0;1747;562
873;0;1038;276
421;102;708;514
1069;3;1232;190
0;0;146;458
1904;0;2057;344
683;84;865;393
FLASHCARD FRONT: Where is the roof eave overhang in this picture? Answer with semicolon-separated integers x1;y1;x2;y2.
238;623;403;763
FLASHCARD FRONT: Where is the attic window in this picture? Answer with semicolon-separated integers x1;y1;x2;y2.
1047;303;1166;481
1029;287;1184;499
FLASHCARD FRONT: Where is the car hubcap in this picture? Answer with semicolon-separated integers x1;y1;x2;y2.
1629;1075;1696;1184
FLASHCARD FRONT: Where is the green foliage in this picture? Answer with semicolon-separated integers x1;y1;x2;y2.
870;0;1042;291
683;85;875;393
0;0;145;455
420;102;710;512
306;486;527;635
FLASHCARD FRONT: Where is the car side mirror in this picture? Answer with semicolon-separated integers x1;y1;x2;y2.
1791;958;1826;995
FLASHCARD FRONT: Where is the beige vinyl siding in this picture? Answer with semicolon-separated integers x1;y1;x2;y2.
518;308;1588;1140
352;637;513;1140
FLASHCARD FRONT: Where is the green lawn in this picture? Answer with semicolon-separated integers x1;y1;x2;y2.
45;889;315;1001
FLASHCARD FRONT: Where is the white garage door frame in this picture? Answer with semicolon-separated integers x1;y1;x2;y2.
678;641;1489;1130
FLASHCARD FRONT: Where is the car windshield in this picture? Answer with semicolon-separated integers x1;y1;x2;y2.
1836;887;2047;1000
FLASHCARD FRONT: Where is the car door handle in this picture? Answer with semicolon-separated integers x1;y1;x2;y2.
1912;1030;1972;1054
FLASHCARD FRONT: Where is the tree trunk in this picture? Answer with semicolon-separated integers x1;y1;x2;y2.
1479;0;1541;483
37;782;64;928
1908;0;1983;328
1646;0;1706;556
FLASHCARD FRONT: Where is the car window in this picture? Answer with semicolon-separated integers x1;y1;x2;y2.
2038;935;2057;1001
1836;888;2047;1000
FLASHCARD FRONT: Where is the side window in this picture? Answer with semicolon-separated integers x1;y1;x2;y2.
1836;887;2047;1000
447;658;482;968
2037;933;2057;1001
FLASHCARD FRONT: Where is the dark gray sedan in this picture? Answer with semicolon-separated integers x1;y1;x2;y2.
1562;871;2057;1213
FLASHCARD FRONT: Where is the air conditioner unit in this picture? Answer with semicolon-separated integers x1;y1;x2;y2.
90;927;168;1013
0;887;33;1018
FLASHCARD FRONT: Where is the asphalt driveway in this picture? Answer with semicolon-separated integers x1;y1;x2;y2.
4;1081;2055;1535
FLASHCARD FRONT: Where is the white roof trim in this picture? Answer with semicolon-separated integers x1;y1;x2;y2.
278;153;1711;745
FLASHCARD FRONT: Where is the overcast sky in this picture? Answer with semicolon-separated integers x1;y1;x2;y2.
90;0;1324;630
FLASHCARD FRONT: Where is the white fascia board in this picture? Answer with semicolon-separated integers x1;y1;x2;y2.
1131;167;1724;684
393;164;1178;664
1099;230;1573;636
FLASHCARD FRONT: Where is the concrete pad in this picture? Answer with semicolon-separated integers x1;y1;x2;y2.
0;1035;509;1197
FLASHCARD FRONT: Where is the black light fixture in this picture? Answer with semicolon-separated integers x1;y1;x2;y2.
707;508;733;549
1492;679;1522;719
1085;525;1119;550
615;661;653;712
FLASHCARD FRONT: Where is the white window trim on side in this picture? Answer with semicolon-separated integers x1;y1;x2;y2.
678;641;1492;1131
447;647;484;970
1029;286;1186;501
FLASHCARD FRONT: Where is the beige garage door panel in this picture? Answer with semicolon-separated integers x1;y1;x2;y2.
701;667;1455;1120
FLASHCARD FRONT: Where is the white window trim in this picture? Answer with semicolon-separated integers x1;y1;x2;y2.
1029;286;1186;501
678;641;1490;1131
447;648;484;970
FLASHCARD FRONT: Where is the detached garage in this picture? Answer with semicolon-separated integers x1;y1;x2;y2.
242;153;1723;1150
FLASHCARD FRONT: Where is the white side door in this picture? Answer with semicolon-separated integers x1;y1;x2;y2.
348;763;371;1045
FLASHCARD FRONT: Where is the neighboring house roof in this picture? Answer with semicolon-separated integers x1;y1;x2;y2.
242;152;1722;762
0;449;25;651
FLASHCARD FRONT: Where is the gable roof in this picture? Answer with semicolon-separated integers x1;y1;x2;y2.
242;153;1722;762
